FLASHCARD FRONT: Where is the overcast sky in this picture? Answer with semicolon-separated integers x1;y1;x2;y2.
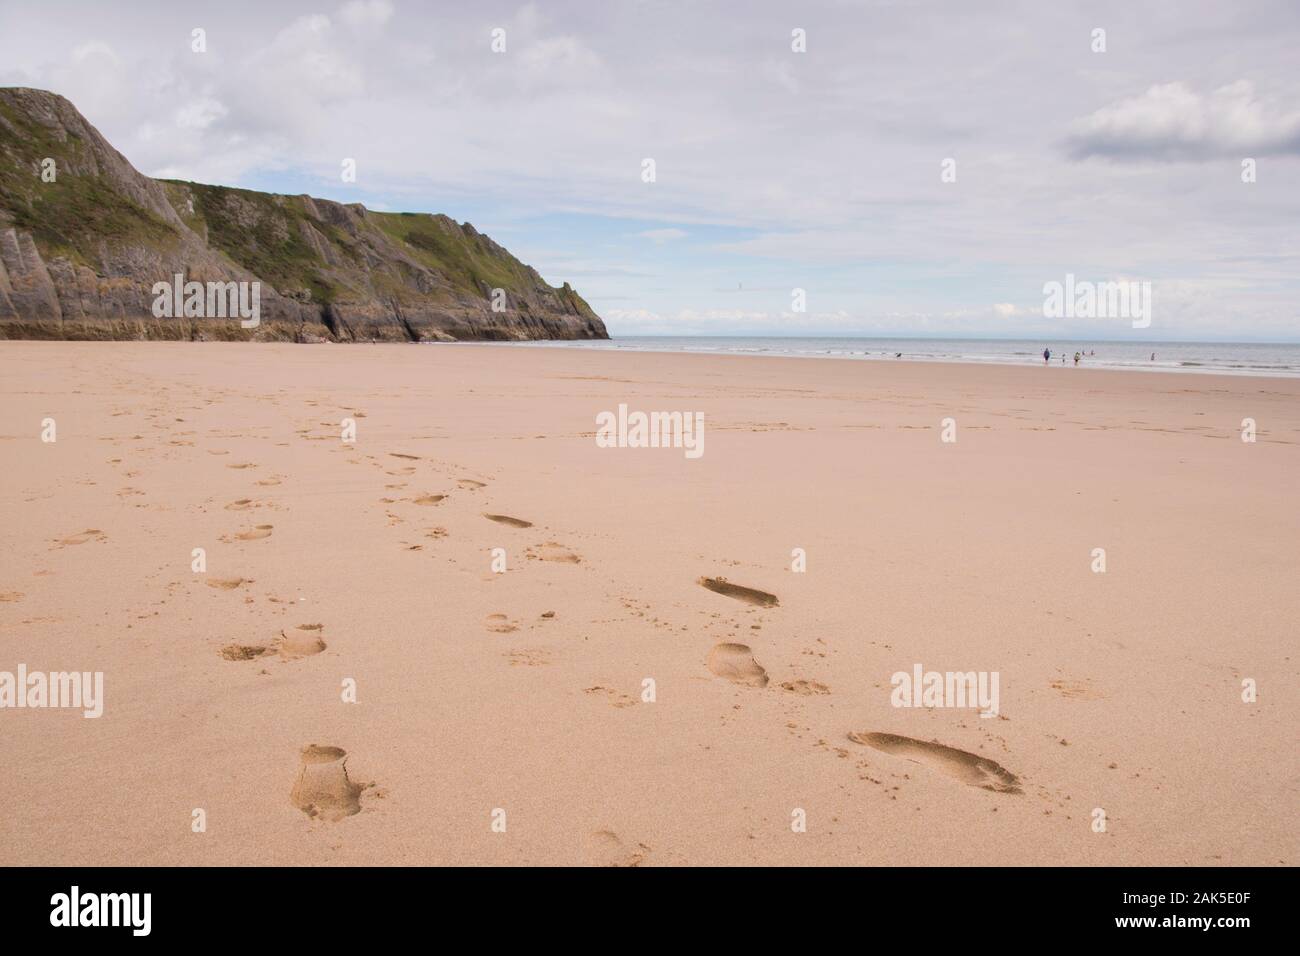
2;0;1298;340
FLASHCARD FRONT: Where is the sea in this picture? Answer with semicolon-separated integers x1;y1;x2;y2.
501;337;1300;378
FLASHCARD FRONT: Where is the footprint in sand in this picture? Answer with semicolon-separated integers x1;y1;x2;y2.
205;577;248;590
389;452;421;460
698;577;779;607
255;477;282;487
220;643;272;661
528;542;582;564
706;642;769;687
485;613;519;634
226;462;258;470
220;625;325;662
584;685;636;707
457;479;487;490
484;514;532;528
584;829;648;867
234;524;274;541
224;499;255;511
1050;679;1103;700
781;679;830;696
413;494;446;505
290;745;362;821
0;591;24;603
56;529;107;547
847;731;1022;794
276;624;327;659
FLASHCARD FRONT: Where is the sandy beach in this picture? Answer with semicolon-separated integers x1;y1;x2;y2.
0;341;1295;866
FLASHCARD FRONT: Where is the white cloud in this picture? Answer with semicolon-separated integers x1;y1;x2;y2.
1067;81;1300;160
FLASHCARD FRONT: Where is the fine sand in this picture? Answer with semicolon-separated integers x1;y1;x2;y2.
0;341;1296;866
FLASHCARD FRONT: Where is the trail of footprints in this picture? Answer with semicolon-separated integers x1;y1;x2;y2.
72;402;1029;833
697;575;1024;797
189;423;1026;835
208;446;572;824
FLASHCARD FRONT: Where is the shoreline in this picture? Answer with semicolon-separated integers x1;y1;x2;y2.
5;335;1294;382
490;338;1300;380
12;337;1289;381
7;335;1295;381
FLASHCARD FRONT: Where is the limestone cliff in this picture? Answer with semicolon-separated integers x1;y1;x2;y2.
0;88;608;342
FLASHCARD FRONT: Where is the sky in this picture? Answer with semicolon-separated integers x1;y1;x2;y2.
1;0;1298;341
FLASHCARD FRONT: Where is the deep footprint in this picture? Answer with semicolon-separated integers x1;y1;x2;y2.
206;577;248;590
698;577;779;607
706;642;769;687
278;624;327;659
290;745;362;821
484;513;533;528
847;731;1022;794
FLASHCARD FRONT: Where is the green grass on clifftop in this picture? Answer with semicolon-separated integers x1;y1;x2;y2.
371;211;529;298
0;99;175;268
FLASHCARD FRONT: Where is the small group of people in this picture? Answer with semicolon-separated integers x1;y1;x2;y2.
1042;347;1097;366
1040;348;1161;365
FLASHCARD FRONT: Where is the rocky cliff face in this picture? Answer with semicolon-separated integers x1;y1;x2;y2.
0;88;607;342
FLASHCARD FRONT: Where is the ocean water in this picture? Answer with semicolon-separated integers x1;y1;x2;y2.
505;337;1300;378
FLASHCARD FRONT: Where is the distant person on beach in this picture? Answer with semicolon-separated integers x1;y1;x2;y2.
1043;347;1051;364
1074;351;1080;365
1151;352;1156;361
